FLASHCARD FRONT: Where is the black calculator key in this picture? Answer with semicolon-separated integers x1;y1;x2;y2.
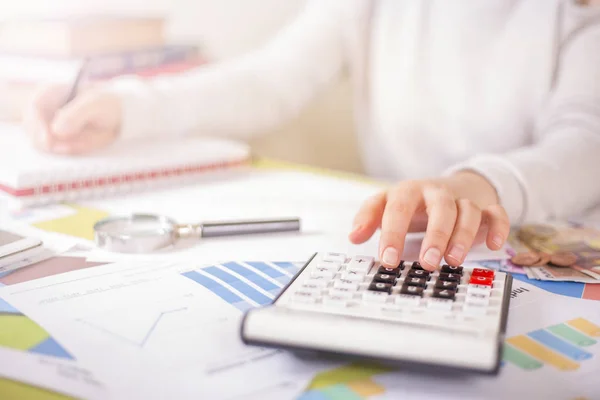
441;265;463;275
407;269;430;280
433;288;456;300
397;261;407;270
373;273;396;284
435;280;458;291
410;262;424;271
438;272;461;282
377;266;400;276
369;282;392;293
400;284;424;296
405;277;427;288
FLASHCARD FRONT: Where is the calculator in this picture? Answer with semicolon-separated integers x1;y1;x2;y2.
241;252;513;374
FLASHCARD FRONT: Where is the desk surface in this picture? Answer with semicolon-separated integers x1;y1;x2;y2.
1;160;600;400
0;159;382;400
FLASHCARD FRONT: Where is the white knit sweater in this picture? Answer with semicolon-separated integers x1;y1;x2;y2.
108;0;600;224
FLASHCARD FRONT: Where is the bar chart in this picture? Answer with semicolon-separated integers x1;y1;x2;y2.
504;318;600;371
182;261;300;311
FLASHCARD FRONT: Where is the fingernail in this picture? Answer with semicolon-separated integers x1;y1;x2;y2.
492;235;503;247
448;244;465;261
382;247;399;266
351;224;362;234
423;247;441;267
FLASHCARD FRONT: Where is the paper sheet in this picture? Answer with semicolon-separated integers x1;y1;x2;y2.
0;259;326;400
0;347;106;400
0;227;107;399
32;205;109;241
297;280;600;400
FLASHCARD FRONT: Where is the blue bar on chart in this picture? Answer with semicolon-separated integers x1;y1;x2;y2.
202;267;273;305
181;271;244;304
220;262;281;291
182;261;300;311
527;329;593;361
245;262;298;284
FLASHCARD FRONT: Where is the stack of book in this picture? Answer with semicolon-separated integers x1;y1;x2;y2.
0;14;205;121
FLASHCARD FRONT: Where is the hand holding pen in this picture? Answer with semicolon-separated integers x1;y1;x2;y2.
23;58;124;155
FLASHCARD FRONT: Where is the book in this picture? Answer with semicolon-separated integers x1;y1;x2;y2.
0;15;165;57
0;124;252;209
0;45;203;84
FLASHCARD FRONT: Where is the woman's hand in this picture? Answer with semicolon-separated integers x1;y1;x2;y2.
23;84;123;155
349;171;510;271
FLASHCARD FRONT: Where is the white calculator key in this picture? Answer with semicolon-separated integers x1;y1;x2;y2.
312;268;336;279
465;292;490;306
347;256;374;273
427;298;453;312
329;288;356;299
316;260;342;271
395;294;421;307
467;284;492;296
301;282;326;291
333;279;359;291
296;286;322;296
462;302;488;316
304;276;330;288
322;295;348;307
322;252;347;263
362;291;389;303
341;271;365;282
292;292;320;303
382;302;404;312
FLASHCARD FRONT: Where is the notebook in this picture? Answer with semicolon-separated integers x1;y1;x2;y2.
0;125;252;208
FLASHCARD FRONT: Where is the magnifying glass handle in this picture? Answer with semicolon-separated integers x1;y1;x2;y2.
198;218;300;238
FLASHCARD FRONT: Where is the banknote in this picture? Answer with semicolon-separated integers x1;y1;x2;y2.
525;264;600;283
509;222;600;282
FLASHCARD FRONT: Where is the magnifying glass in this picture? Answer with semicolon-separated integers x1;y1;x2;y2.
93;214;301;253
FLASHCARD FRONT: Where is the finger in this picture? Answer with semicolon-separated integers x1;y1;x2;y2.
23;85;70;150
445;199;482;266
49;129;116;155
482;204;510;250
378;183;422;268
420;187;458;270
349;192;386;244
51;92;103;139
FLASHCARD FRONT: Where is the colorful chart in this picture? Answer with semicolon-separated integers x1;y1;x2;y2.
298;363;392;400
182;261;300;311
477;259;600;301
504;318;600;371
0;255;108;360
512;275;600;301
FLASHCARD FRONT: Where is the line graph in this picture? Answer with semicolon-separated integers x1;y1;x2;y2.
78;307;188;348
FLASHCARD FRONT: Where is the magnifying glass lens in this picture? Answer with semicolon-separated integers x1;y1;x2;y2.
94;214;176;253
103;219;170;236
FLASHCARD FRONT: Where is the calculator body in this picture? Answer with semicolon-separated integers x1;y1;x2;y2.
241;252;513;374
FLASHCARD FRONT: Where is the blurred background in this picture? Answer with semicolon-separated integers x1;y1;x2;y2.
0;0;362;173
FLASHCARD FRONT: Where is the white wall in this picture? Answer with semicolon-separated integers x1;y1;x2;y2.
0;0;361;173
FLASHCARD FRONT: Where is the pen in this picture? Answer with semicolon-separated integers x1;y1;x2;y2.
63;58;89;105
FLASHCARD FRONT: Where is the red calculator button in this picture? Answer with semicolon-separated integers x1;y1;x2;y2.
471;268;495;279
469;275;493;286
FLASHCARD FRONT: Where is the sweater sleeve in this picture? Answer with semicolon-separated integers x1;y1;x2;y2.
103;0;352;141
444;17;600;224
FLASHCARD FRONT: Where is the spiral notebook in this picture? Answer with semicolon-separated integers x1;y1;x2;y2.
0;125;251;208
